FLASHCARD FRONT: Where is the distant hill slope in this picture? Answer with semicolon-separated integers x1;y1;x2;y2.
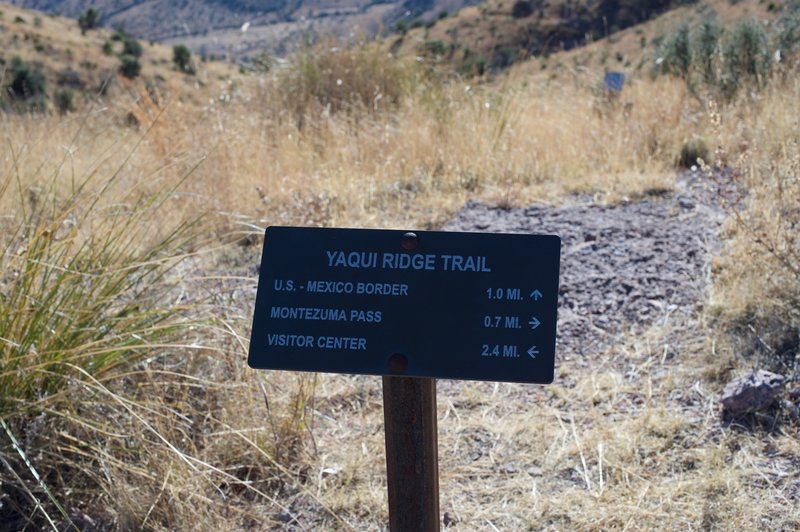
8;0;480;58
0;3;236;114
392;0;702;75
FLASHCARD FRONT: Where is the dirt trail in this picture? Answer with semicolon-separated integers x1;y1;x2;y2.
443;171;727;358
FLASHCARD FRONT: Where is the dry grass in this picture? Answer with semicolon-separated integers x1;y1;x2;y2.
1;3;799;528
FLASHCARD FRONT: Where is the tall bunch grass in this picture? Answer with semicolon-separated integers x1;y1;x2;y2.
0;159;197;419
0;115;207;527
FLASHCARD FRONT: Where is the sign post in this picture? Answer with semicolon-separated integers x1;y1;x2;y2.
383;376;439;531
248;227;561;529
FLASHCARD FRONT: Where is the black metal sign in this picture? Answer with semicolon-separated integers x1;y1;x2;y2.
248;227;561;383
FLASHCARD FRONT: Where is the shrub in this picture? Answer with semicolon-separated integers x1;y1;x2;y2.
122;36;143;57
512;0;535;18
119;55;141;78
172;44;193;73
722;20;771;89
776;9;800;63
7;56;45;100
276;41;414;125
424;40;448;56
693;18;722;84
658;24;692;78
78;7;100;34
102;40;114;55
54;88;75;114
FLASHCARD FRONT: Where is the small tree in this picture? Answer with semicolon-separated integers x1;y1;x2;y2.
122;36;143;58
172;44;193;73
78;8;100;34
119;55;141;79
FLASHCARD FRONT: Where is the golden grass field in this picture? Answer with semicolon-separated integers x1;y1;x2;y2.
1;0;799;529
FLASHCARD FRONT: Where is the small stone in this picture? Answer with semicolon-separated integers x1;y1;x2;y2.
443;512;457;527
277;511;293;523
721;370;785;415
499;462;518;474
526;466;543;477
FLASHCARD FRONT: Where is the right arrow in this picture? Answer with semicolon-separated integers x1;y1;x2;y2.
528;317;541;329
527;346;539;358
530;289;542;301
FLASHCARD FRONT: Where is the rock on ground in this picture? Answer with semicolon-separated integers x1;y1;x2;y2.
721;369;786;415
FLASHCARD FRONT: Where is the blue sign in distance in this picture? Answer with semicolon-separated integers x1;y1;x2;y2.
248;227;561;384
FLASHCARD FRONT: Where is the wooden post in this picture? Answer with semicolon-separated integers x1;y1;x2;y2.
382;376;440;532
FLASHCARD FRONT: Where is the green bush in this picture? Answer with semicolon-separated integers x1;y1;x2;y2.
78;8;100;34
7;56;45;100
119;55;141;78
172;44;193;73
693;18;722;84
54;89;75;114
721;19;772;94
424;40;448;56
122;36;143;58
658;24;692;78
653;15;800;101
776;9;800;63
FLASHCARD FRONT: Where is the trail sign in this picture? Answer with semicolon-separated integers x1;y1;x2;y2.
248;227;561;383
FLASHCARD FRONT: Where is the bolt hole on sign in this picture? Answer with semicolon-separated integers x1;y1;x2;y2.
248;227;561;384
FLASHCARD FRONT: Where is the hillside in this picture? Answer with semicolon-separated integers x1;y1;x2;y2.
394;0;782;75
8;0;480;58
0;3;237;115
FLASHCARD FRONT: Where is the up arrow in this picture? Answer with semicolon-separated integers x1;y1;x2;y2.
530;289;543;301
527;346;539;358
528;317;541;329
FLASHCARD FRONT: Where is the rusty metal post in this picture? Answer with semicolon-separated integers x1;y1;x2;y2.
382;376;440;532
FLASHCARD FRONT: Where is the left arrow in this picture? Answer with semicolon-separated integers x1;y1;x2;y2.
527;346;539;358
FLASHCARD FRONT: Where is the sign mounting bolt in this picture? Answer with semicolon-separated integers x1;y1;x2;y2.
388;353;409;373
401;232;419;251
